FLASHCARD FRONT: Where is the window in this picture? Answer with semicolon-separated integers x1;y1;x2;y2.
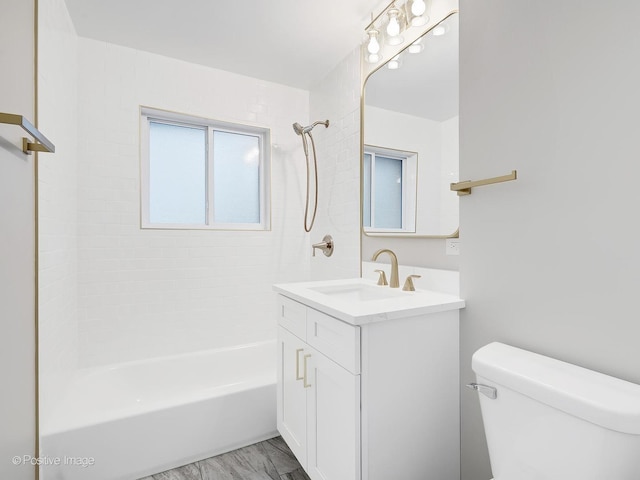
363;145;417;233
141;107;270;230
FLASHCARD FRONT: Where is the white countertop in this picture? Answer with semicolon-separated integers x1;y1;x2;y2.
273;278;465;325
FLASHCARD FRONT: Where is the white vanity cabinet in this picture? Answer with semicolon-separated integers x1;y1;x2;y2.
275;280;463;480
277;297;361;480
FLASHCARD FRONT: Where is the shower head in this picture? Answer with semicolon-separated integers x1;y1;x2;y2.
292;120;330;136
293;122;305;135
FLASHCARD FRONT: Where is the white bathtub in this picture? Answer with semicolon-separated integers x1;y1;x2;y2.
40;340;277;480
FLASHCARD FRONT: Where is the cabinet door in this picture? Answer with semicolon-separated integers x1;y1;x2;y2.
277;326;309;468
307;347;361;480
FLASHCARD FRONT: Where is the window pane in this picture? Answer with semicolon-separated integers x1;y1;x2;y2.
149;122;206;224
363;153;372;228
213;131;260;224
374;155;403;229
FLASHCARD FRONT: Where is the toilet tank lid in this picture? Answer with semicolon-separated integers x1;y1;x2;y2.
472;342;640;435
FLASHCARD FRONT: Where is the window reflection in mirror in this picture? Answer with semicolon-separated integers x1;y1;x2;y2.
363;145;417;233
362;13;459;237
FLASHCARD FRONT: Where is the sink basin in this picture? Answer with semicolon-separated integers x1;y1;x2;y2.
273;278;465;325
309;283;406;301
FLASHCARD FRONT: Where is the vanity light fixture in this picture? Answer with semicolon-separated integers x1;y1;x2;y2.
362;0;416;64
386;6;401;36
366;28;381;54
386;6;405;46
410;0;428;26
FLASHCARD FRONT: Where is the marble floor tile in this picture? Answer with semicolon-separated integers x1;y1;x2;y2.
138;437;305;480
279;467;311;480
142;462;203;480
261;436;301;475
198;442;281;480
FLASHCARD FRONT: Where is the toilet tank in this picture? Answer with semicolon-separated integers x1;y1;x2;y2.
471;342;640;480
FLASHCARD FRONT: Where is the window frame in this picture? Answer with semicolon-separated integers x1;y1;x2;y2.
363;144;417;234
140;107;271;231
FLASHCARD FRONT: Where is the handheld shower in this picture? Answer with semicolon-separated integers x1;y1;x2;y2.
293;120;330;135
292;119;330;232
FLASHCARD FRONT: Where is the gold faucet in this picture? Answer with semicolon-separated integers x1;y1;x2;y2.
372;249;399;288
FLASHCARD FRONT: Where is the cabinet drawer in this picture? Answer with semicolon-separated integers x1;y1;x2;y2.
307;308;360;374
278;296;307;340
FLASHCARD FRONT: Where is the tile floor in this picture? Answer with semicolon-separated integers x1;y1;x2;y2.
139;436;310;480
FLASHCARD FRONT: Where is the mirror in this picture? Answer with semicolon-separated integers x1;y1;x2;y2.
362;14;459;237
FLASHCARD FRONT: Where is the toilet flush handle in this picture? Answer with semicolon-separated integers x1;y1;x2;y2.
466;383;497;400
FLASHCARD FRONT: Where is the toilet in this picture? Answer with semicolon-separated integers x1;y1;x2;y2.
470;342;640;480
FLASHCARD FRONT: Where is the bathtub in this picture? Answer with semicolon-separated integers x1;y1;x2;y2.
40;340;277;480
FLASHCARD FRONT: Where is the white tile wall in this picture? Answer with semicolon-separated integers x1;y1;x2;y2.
308;48;362;281
37;5;364;373
76;39;311;367
37;0;79;421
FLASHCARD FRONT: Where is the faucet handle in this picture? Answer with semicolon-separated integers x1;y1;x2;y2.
402;274;422;292
312;234;334;257
374;269;388;286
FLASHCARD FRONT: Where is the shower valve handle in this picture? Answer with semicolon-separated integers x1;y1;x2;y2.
312;235;334;257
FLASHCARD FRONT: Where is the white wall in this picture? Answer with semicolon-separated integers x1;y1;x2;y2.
0;1;37;477
37;0;79;425
308;48;362;280
76;39;310;367
459;2;640;479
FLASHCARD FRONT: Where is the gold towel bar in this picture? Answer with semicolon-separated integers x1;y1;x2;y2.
0;112;56;154
450;170;517;196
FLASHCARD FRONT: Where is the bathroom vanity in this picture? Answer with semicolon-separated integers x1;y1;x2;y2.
273;278;464;480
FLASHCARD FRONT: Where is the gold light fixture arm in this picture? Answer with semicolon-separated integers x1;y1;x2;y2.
0;112;56;154
450;170;517;196
365;1;399;31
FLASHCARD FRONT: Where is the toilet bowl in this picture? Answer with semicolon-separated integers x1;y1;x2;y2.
470;342;640;480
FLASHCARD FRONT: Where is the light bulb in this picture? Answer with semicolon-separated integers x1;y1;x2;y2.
386;34;404;46
367;29;380;54
388;55;401;70
411;13;428;27
366;53;380;64
386;8;401;37
411;0;426;16
408;38;424;53
432;25;447;36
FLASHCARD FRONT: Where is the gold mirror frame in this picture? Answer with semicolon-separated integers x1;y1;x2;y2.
360;8;459;239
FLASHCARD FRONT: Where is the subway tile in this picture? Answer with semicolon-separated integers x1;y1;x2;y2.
45;25;363;368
